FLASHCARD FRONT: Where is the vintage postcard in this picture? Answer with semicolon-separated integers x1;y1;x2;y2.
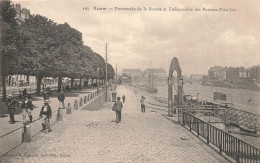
0;0;259;162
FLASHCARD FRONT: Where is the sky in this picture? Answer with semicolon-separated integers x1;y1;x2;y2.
14;0;260;76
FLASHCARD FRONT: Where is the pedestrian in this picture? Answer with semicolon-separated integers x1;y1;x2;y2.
122;95;126;103
140;96;146;112
39;100;52;133
112;97;123;123
6;95;18;124
21;95;33;124
42;88;50;101
57;90;65;108
23;88;28;97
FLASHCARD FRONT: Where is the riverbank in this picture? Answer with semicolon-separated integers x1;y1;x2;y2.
201;80;260;91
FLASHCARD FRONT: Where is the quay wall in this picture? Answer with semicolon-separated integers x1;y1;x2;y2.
83;91;108;111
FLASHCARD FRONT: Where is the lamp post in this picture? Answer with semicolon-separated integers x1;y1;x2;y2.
97;68;99;94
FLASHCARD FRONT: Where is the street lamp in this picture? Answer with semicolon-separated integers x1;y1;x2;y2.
97;68;99;94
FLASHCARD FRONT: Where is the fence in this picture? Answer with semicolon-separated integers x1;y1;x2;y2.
225;107;260;131
178;109;260;163
182;103;260;131
0;85;58;98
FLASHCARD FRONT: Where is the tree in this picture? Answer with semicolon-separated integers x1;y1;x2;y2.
1;2;113;98
0;0;17;101
107;63;115;80
16;15;58;94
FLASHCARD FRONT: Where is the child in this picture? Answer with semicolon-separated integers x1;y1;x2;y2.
39;100;52;133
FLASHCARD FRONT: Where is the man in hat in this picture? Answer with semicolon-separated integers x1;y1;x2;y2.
112;97;123;123
42;88;50;101
21;95;33;124
57;90;65;108
6;95;18;124
140;96;146;112
39;100;52;133
122;95;126;103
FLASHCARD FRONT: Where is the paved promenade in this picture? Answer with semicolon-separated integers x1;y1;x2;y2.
0;85;229;162
0;87;99;157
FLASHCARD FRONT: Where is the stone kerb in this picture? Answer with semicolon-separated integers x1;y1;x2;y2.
66;103;71;114
79;97;83;107
22;124;31;143
82;92;106;111
57;108;63;121
84;96;87;104
88;94;91;101
74;100;78;110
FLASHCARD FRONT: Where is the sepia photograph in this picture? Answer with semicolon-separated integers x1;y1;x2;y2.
0;0;260;162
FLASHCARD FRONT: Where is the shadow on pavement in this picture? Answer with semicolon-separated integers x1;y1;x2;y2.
161;114;180;125
110;120;117;123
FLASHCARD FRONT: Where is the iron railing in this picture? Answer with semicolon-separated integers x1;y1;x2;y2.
182;103;260;131
225;107;260;131
178;109;260;163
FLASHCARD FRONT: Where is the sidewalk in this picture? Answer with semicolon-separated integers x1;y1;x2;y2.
0;85;228;162
0;87;100;157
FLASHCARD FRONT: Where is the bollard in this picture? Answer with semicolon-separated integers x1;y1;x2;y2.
74;100;78;110
22;124;31;143
66;103;71;114
79;97;83;107
84;96;87;104
57;108;63;121
88;94;90;101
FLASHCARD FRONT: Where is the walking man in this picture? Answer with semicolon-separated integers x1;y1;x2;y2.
112;97;123;123
39;100;52;133
42;87;50;101
21;95;33;124
57;90;65;108
122;95;126;103
140;96;146;112
6;95;18;124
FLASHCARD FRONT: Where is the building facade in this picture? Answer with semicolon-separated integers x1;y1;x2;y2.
207;66;260;85
122;69;143;78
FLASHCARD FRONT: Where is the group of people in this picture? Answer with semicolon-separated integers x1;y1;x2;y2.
112;95;146;123
6;94;33;124
6;88;147;130
6;90;66;133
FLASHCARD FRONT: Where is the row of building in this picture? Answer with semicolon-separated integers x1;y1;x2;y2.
121;68;167;80
207;66;260;85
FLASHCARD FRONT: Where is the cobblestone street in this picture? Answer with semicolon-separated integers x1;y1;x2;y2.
0;85;228;163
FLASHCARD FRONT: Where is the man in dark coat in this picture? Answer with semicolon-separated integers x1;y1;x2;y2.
57;91;65;108
21;95;33;124
39;100;52;133
42;88;50;101
112;97;123;123
122;95;126;103
6;95;18;124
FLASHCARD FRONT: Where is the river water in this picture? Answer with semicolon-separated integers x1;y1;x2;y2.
155;81;260;115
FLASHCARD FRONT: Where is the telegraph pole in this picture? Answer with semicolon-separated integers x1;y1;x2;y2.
105;43;108;102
